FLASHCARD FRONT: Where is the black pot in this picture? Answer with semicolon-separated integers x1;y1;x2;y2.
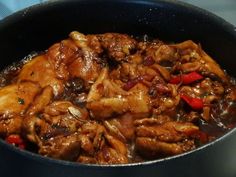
0;0;236;177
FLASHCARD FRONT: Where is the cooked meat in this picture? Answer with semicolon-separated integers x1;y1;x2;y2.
39;133;81;161
135;120;198;158
22;101;88;143
1;31;236;164
0;82;40;136
68;31;103;87
27;86;53;116
104;113;135;142
86;68;150;119
98;33;137;61
97;147;128;164
18;55;64;96
0;82;40;116
136;121;199;142
136;137;195;158
0;116;22;136
171;40;228;82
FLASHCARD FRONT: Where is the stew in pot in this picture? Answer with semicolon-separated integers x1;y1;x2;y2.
0;31;236;164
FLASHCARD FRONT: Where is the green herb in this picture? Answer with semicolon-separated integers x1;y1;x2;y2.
18;97;25;105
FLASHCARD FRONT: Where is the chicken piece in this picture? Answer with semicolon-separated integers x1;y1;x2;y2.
172;40;228;82
180;62;201;73
134;115;172;126
118;63;140;81
111;61;159;82
79;134;95;155
87;97;129;119
136;137;195;158
104;113;135;142
0;82;40;116
19;39;84;96
47;39;81;80
77;132;128;164
68;58;102;88
95;127;129;164
113;113;135;141
38;121;106;161
43;101;76;116
200;49;228;82
104;134;127;156
87;83;150;119
26;117;100;160
78;121;129;164
22;115;42;143
87;68;109;102
127;53;143;65
171;40;199;51
98;33;137;61
68;31;103;86
78;121;106;153
87;67;151;119
86;34;103;54
44;101;88;119
20;31;103;96
145;41;178;65
22;101;88;143
79;120;102;136
18;55;64;96
136;121;198;142
151;83;180;116
200;78;225;96
127;83;150;114
43;102;88;131
135;120;199;158
97;147;128;164
23;113;83;144
104;120;127;142
0;116;22;136
47;35;102;84
77;155;97;164
39;134;81;161
151;64;171;81
27;86;53;116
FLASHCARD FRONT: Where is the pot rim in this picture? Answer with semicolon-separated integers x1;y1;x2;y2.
0;0;236;168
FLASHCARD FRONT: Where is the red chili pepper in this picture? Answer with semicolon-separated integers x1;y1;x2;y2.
5;134;25;149
170;72;203;85
180;94;203;110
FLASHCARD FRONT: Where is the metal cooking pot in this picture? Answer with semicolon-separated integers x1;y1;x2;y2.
0;0;236;177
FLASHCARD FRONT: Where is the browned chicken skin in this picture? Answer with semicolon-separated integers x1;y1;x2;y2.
0;31;235;164
135;119;198;158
